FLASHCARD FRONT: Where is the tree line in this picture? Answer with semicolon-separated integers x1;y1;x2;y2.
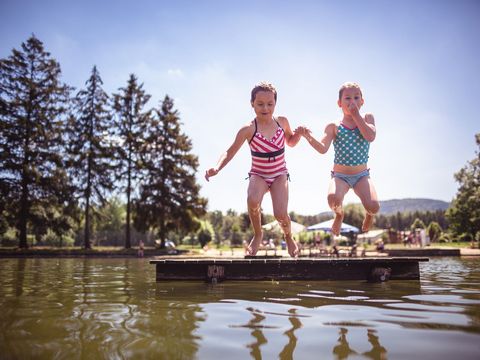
0;35;206;249
1;35;479;250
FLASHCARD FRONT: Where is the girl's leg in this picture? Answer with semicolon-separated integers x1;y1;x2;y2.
327;177;350;235
353;176;380;232
270;174;299;257
246;175;269;255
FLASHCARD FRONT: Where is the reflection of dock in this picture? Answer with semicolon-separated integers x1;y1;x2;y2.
150;257;428;283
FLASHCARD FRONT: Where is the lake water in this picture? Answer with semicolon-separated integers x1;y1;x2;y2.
0;257;479;359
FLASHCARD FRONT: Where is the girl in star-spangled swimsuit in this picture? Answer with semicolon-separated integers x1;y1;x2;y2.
205;82;301;257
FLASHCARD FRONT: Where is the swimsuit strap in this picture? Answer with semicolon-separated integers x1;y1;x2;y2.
274;117;283;130
249;118;258;144
249;118;283;144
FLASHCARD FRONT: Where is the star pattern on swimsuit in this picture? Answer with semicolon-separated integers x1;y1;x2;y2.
334;126;369;165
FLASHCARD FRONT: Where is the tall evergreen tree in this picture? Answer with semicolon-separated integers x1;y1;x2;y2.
113;74;151;248
69;66;116;249
133;95;207;247
0;35;73;248
447;133;480;239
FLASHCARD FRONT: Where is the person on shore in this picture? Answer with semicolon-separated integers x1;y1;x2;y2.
296;82;380;235
205;82;302;257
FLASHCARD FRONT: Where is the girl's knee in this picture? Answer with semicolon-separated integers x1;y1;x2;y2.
327;194;343;212
365;200;380;215
247;195;261;208
248;205;261;216
274;212;289;223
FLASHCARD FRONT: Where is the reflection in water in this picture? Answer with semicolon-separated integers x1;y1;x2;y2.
363;329;387;359
235;306;304;360
333;327;357;359
15;258;26;297
331;327;388;360
0;257;479;359
245;307;268;360
279;308;302;359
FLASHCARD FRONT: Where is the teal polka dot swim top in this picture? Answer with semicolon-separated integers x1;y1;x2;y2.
333;123;370;166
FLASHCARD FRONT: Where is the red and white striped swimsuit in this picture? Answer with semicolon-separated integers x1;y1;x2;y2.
248;118;288;186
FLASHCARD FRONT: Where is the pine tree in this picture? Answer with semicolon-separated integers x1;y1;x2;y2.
133;95;207;247
113;74;151;248
447;133;480;239
0;35;73;248
69;66;116;249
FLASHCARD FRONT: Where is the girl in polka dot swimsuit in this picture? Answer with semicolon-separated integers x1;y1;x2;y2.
297;82;380;235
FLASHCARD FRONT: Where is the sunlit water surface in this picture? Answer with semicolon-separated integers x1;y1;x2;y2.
0;257;479;359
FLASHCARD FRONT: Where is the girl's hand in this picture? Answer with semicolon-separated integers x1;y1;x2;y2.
348;102;360;117
295;126;308;136
205;168;219;181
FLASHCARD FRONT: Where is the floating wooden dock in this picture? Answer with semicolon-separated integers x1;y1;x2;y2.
150;257;429;283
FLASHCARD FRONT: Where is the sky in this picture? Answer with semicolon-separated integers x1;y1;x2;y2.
1;0;479;215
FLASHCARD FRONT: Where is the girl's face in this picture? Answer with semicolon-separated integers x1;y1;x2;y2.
338;87;364;114
251;91;276;120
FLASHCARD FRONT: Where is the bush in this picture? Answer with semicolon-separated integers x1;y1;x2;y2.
42;230;74;247
0;228;17;247
297;231;313;245
458;233;473;242
427;221;442;242
438;233;450;243
323;233;332;246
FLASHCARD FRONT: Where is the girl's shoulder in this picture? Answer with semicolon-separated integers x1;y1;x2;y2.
325;121;339;133
275;115;288;126
238;119;257;140
322;122;339;141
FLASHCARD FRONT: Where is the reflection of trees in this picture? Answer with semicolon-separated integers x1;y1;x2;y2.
279;308;302;359
0;259;27;355
71;259;203;358
1;259;205;358
15;258;27;297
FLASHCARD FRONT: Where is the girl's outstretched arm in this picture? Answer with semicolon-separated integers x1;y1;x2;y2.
205;125;250;181
298;123;336;154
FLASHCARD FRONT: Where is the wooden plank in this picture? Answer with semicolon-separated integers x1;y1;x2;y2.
150;257;428;282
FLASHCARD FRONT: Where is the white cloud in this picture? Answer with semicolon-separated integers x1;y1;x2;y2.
167;68;184;78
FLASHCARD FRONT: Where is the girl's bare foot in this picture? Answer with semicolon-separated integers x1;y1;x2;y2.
331;212;344;236
362;213;374;232
285;234;299;258
246;232;263;256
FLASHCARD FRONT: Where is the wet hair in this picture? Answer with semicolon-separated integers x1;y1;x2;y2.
251;82;277;103
338;82;363;100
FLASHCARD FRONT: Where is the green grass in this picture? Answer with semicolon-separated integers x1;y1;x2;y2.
0;245;193;256
383;242;477;250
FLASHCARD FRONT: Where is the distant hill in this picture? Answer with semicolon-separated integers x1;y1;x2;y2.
378;198;450;215
307;198;450;218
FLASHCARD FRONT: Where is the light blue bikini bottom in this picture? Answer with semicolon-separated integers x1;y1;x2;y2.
331;169;370;188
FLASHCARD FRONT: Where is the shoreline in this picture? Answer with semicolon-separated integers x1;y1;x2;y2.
0;246;478;258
